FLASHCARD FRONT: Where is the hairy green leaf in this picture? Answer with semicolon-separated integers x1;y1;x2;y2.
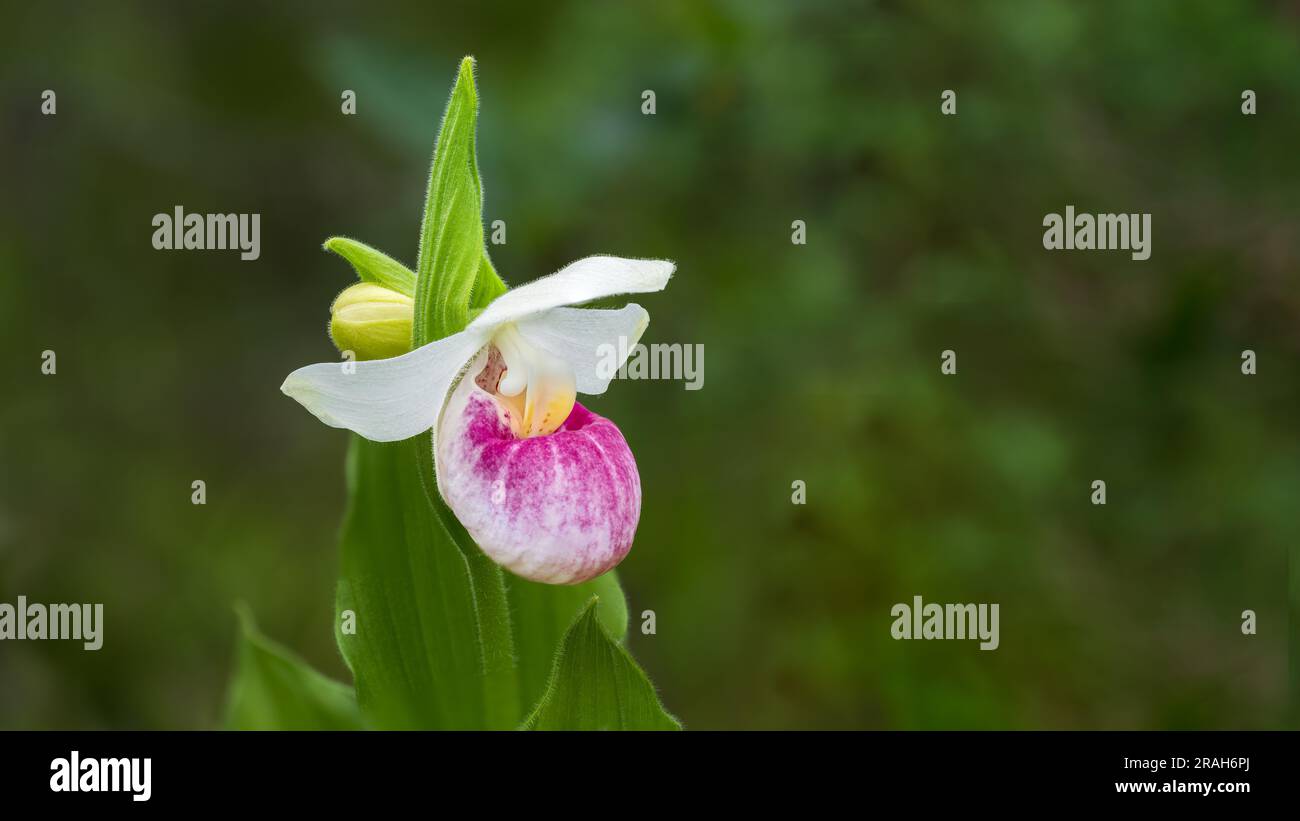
336;436;518;729
523;599;680;730
224;604;363;730
323;236;417;297
471;252;507;309
414;56;491;345
509;572;628;713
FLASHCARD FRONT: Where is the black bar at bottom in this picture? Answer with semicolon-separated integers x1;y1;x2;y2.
0;730;1284;807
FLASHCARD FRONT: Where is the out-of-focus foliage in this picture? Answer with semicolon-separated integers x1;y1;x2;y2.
0;0;1296;729
224;604;363;730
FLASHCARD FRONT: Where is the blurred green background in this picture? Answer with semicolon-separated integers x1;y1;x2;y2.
2;0;1298;729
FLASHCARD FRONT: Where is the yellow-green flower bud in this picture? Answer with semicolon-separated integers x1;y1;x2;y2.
329;282;414;361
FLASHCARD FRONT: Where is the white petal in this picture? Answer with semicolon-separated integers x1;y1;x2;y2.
280;328;489;442
467;256;673;332
514;304;650;395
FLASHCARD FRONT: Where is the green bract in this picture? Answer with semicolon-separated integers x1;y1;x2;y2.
324;237;417;297
413;57;506;346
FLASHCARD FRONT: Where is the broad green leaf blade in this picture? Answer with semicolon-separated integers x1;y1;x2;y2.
414;56;491;344
523;599;681;730
412;428;521;726
336;435;519;729
508;571;628;713
324;236;417;297
224;604;363;730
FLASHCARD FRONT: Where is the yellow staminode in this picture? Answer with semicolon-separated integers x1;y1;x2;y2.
491;324;576;438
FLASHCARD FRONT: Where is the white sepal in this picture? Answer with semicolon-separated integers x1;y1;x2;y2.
281;327;488;442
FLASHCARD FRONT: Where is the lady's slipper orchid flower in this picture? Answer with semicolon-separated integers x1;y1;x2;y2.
281;255;674;585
